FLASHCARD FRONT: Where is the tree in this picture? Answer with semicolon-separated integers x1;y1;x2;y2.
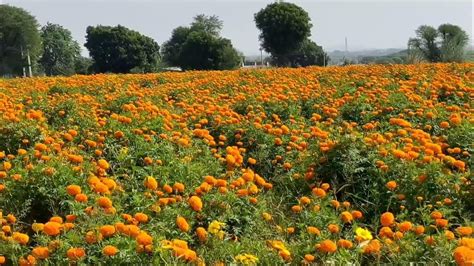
408;25;440;62
254;2;312;66
190;14;223;37
287;39;329;67
0;5;41;76
408;24;468;63
161;15;241;70
162;27;191;67
438;24;469;62
74;56;93;75
178;31;240;70
85;25;160;73
40;23;81;76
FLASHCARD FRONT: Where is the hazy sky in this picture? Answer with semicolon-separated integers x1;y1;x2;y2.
2;0;473;56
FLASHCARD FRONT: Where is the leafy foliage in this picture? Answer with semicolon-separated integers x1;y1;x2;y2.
287;39;329;67
254;2;312;66
85;25;160;73
0;5;41;76
40;23;81;76
408;24;469;63
161;15;240;70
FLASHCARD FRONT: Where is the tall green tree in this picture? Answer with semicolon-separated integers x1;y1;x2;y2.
74;56;93;75
408;24;468;63
190;14;223;37
0;5;41;76
254;2;312;66
161;15;241;70
161;27;191;67
438;24;469;62
408;25;440;62
40;23;81;76
179;31;240;70
85;25;160;73
287;39;329;67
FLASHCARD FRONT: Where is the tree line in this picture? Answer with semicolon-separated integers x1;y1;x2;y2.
0;3;470;77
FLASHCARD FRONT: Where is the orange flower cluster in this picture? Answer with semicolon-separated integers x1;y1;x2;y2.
0;64;472;264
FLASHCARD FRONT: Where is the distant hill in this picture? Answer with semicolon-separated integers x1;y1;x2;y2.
244;47;473;66
328;48;405;65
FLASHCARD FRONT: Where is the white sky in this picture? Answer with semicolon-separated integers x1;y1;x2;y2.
3;0;473;56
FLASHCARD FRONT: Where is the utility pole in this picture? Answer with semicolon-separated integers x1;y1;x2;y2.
260;47;263;67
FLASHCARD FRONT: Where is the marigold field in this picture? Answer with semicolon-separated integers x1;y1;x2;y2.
0;64;473;265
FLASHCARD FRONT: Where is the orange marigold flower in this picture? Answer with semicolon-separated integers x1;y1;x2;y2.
328;224;340;234
97;159;110;170
114;131;124;139
43;222;62;236
431;211;443;220
144;176;158;190
316;240;337;253
363;240;381;254
103;245;118;256
337;239;353;249
379;226;394;238
75;193;88;203
386;181;397;191
97;196;113;208
456;226;473;236
196;227;208;242
299;196;311;205
136;232;153;246
32;246;49;259
380;212;395;227
445;230;455;240
50;216;63;224
173;182;185;193
439;121;450;129
291;205;302;213
19;255;36;266
176;216;190;232
2;161;12;171
352;210;363;219
188;196;203;212
340;211;353;223
398;221;412;233
66;247;86;261
100;225;116;237
435;219;448;228
320;183;330;191
12;232;29;245
66;185;81;196
304;254;315;262
134;212;149;223
124;225;141;237
312;188;326;198
307;226;321;235
453;246;474;266
459;238;474;249
414;225;425;235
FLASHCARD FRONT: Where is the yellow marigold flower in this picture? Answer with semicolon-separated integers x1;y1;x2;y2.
234;253;259;265
355;227;373;241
